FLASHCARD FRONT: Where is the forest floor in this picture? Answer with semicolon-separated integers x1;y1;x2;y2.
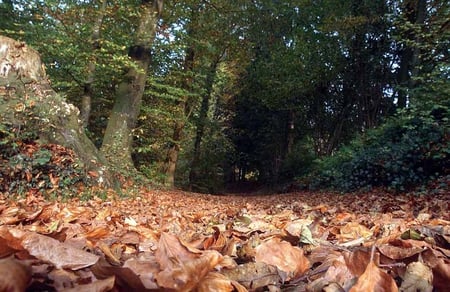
0;187;449;291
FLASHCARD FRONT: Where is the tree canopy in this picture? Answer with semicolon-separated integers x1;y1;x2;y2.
1;0;448;194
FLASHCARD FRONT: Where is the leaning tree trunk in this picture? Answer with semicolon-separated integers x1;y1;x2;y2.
0;35;112;186
100;0;161;170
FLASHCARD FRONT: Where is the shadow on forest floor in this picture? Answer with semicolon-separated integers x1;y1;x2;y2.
225;181;272;195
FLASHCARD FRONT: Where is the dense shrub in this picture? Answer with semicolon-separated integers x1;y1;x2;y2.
279;138;316;181
308;103;449;192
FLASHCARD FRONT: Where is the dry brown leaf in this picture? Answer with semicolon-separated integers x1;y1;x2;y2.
37;203;60;222
156;250;223;291
324;255;354;288
203;226;228;251
0;256;31;292
48;268;79;290
123;257;160;289
284;219;313;237
156;232;199;270
222;236;239;257
349;261;398;292
85;226;110;242
91;257;149;291
0;184;448;291
323;282;346;292
196;272;248;292
0;226;24;257
237;233;261;261
255;237;310;279
308;245;342;269
338;222;373;242
97;241;122;265
400;261;433;292
421;249;450;291
21;231;99;269
377;244;423;260
343;249;371;277
333;212;355;223
63;276;115;292
120;230;141;245
222;261;280;290
94;207;112;221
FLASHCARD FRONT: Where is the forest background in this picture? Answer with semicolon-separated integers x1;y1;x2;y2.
0;0;449;195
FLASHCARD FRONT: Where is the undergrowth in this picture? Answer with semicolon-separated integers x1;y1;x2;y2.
305;103;449;193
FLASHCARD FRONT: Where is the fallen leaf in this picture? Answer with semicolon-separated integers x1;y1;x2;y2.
63;276;115;292
156;250;223;291
421;249;450;291
222;261;280;290
349;261;398;292
97;241;122;265
284;219;316;245
203;226;228;251
156;232;199;270
21;231;99;270
0;256;31;292
377;244;423;260
196;272;248;292
343;248;371;277
123;257;160;289
91;257;149;291
400;261;433;292
339;222;373;242
255;237;310;279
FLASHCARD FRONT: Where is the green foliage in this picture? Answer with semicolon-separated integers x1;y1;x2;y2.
279;138;317;181
309;103;450;192
1;0;448;194
177;122;236;194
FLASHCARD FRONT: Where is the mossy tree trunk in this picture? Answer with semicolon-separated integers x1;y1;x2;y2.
100;0;161;171
0;35;113;187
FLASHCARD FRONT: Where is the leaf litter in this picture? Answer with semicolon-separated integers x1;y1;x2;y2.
0;188;449;291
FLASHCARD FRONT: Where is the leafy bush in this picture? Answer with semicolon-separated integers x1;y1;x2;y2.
279;138;317;181
308;103;449;192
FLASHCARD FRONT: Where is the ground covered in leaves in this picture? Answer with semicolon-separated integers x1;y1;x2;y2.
0;188;449;292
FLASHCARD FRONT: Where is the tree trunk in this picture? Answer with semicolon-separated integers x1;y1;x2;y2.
396;0;427;108
163;47;195;187
188;59;220;188
81;0;108;129
0;35;113;187
164;121;183;187
286;110;295;155
100;0;161;170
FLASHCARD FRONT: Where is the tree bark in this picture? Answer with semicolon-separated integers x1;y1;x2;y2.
163;47;195;187
100;0;161;170
0;35;113;187
188;58;220;188
286;110;295;156
81;0;108;129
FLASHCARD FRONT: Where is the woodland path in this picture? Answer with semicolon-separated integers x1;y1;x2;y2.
0;188;449;291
